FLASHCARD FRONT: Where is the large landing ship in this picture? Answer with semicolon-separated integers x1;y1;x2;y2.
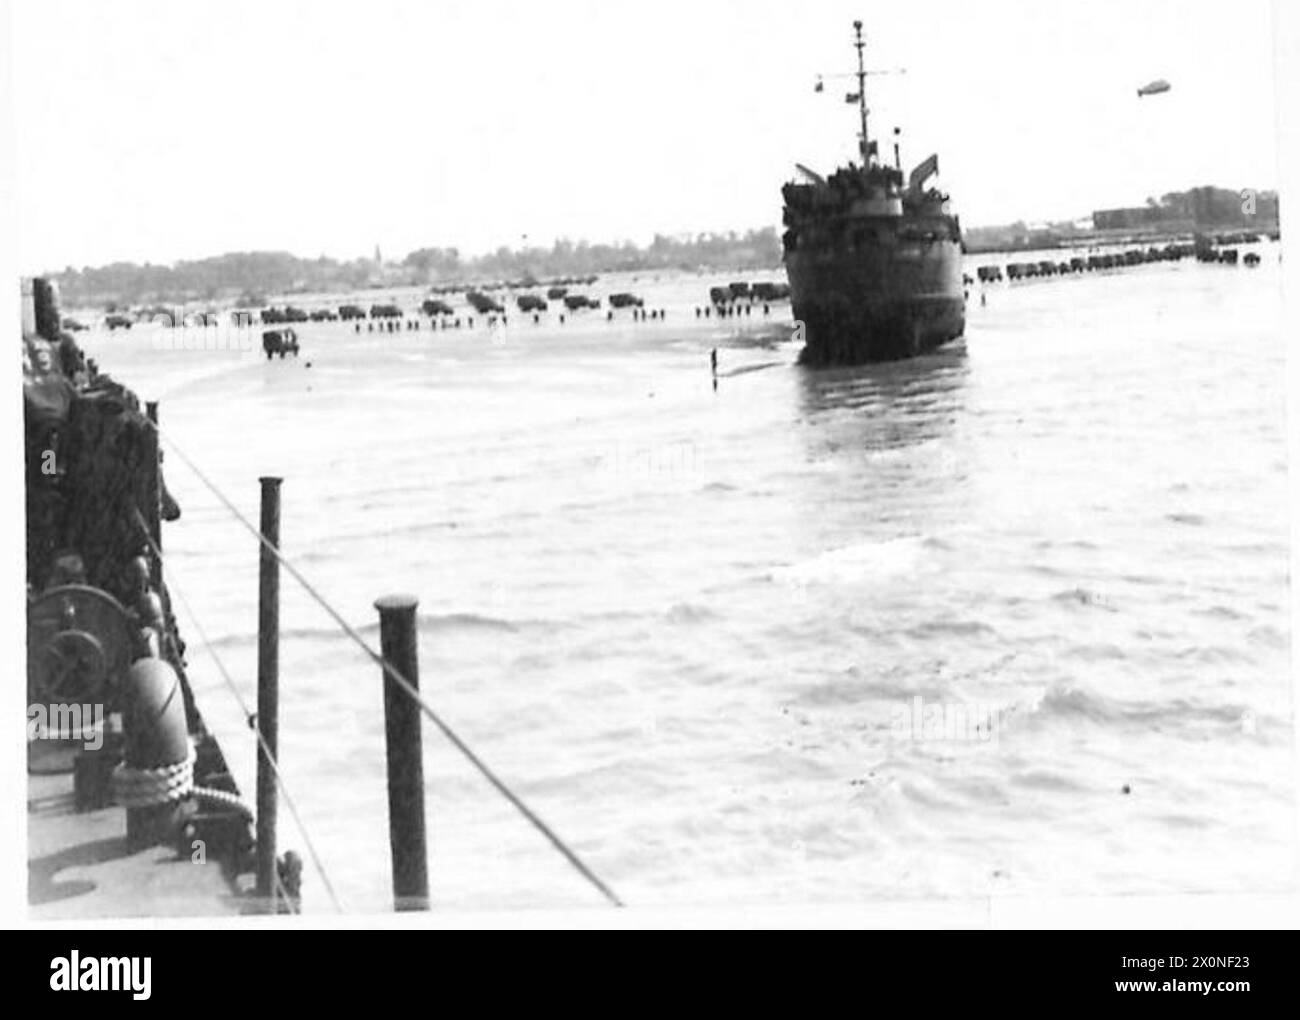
782;21;965;365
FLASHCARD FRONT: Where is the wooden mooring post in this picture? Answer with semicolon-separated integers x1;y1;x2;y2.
375;594;429;911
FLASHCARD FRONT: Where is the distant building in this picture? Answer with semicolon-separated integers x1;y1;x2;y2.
1092;206;1170;230
1094;186;1278;231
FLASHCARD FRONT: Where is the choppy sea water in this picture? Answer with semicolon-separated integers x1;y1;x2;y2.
75;247;1295;912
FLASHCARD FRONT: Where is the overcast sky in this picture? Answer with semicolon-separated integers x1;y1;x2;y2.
9;0;1281;271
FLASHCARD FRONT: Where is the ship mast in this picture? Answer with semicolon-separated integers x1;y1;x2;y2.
853;20;871;166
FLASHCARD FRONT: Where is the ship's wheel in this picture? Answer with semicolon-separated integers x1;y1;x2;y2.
27;584;133;709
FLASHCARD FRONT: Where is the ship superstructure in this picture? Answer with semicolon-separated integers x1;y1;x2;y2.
782;21;965;364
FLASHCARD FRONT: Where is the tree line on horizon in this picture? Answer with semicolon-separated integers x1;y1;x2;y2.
49;229;785;309
965;186;1280;251
47;185;1277;308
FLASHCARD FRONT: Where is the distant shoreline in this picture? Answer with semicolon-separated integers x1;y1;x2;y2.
965;222;1280;256
44;212;1282;312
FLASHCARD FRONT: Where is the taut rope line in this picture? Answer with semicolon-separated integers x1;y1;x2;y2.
144;420;624;908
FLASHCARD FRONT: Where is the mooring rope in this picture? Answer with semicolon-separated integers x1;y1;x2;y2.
132;510;345;913
144;420;625;908
110;735;253;818
112;742;196;808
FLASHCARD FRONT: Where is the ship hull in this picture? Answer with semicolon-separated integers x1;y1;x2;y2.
785;236;965;365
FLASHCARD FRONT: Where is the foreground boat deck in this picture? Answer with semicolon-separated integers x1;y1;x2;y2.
28;748;248;921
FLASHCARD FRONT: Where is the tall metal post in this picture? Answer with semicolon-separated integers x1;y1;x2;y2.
375;594;429;911
255;476;282;909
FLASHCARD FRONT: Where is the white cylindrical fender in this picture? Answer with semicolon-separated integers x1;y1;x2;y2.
122;657;190;769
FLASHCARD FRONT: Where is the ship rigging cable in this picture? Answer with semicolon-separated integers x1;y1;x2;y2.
143;421;625;909
131;509;344;913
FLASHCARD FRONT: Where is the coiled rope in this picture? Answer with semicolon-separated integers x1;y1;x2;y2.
110;736;250;815
112;741;196;808
144;419;624;908
132;510;344;913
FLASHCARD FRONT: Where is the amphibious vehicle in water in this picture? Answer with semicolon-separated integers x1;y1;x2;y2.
782;21;965;365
